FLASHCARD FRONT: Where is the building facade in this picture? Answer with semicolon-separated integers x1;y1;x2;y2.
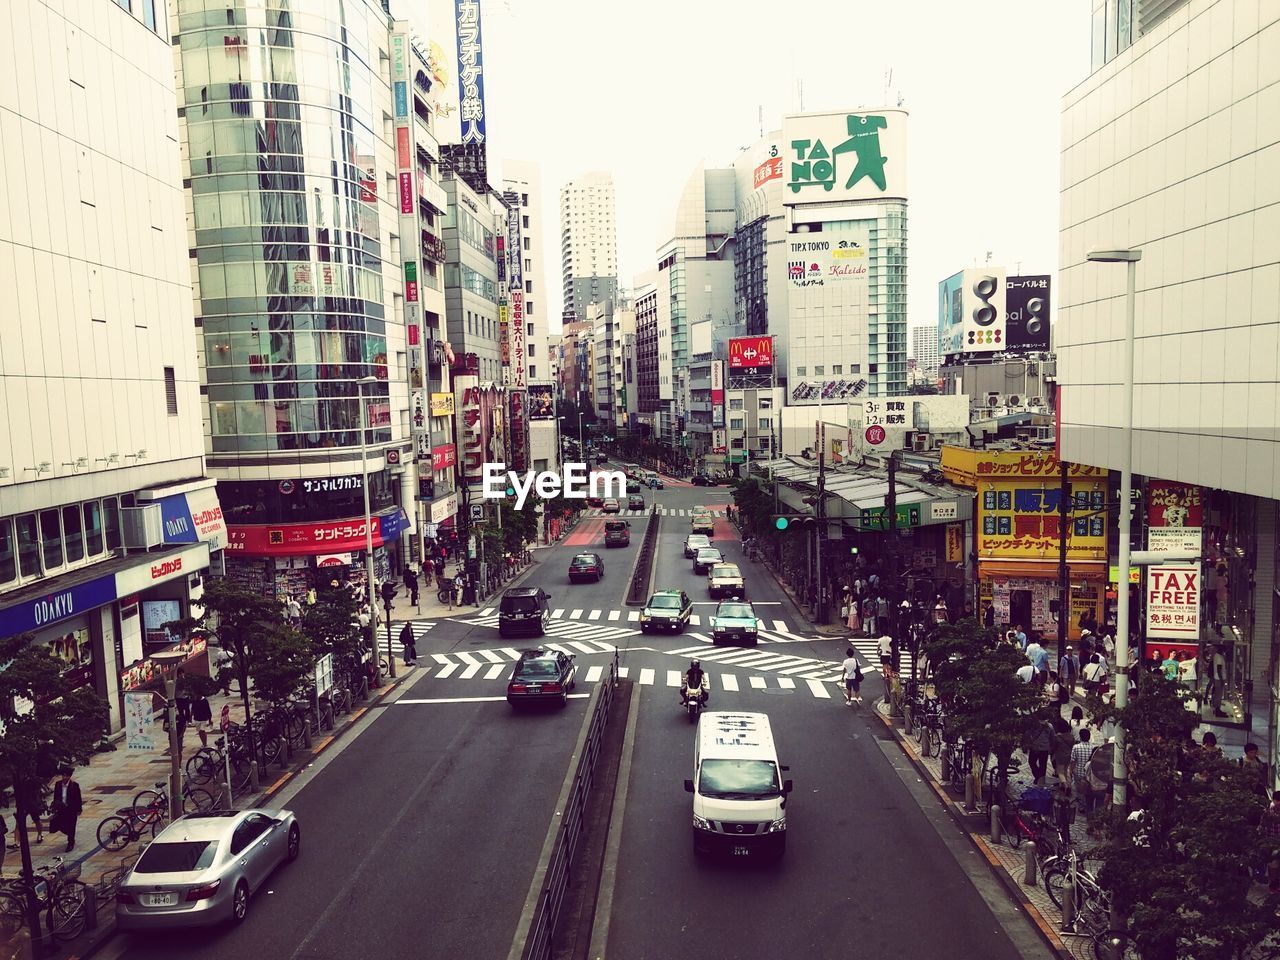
559;171;619;326
0;0;226;732
1057;0;1280;774
911;325;941;384
634;279;660;434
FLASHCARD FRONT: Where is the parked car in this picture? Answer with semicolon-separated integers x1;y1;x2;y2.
506;649;577;708
627;494;646;511
684;534;712;559
646;474;664;489
498;587;551;637
595;453;608;464
710;600;760;646
639;589;692;634
115;809;300;929
602;498;621;514
693;546;724;574
707;562;745;599
604;519;630;547
569;552;605;582
690;510;716;535
691;474;719;486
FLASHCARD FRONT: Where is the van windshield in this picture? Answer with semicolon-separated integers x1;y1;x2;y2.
503;595;539;613
604;520;628;531
698;759;780;799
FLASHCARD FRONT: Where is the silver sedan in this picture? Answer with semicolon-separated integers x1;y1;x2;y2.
115;808;299;929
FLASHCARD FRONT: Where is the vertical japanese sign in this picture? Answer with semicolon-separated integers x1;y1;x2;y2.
509;391;527;472
124;692;156;751
455;0;486;145
511;292;526;388
710;361;724;428
455;375;483;485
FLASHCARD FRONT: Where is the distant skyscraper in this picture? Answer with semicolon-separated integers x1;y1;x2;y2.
911;326;940;381
559;172;619;326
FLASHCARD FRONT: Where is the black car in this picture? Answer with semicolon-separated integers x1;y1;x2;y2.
691;474;719;487
604;520;630;547
595;453;608;465
569;552;604;582
507;649;577;708
498;587;551;637
627;494;645;511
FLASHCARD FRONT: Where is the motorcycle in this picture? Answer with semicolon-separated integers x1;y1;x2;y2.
683;685;706;723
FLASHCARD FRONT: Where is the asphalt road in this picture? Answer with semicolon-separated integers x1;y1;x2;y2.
100;464;1048;959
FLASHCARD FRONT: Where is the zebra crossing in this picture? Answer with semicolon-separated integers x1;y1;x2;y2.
382;619;439;657
457;613;639;644
579;504;727;519
665;643;845;683
461;607;815;645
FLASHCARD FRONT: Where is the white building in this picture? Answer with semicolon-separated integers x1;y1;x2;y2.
910;325;940;382
560;171;619;326
1057;0;1280;772
0;0;225;733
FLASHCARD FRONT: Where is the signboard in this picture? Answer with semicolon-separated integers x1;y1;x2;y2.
728;336;773;370
782;109;908;204
509;390;527;472
432;443;457;471
710;361;724;428
511;292;526;388
470;503;485;522
430;392;455;417
0;571;117;639
455;0;486;145
865;425;886;445
961;267;1007;354
945;523;964;563
790;378;867;402
499;302;510;365
430;493;458;524
863;398;911;430
528;383;555;420
224;510;409;556
316;553;353;567
455;376;484;484
1146;563;1200;640
786;227;869;288
153;487;227;550
753;153;783;189
404;261;418;303
928;501;958;522
938;271;964;357
314;653;334;697
124;692;157;752
857;504;922;531
1147;480;1203;555
115;543;209;596
1005;275;1051;352
978;480;1106;561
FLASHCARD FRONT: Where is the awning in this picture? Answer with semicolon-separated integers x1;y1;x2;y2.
979;560;1107;581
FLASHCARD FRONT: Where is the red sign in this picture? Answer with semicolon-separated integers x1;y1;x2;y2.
1148;481;1203;528
432;444;457;471
220;704;231;733
398;172;413;213
728;335;773;369
224;512;404;557
407;324;420;346
865;425;886;445
150;558;183;581
395;127;411;169
753;156;783;189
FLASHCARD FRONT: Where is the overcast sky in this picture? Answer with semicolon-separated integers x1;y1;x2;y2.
478;0;1092;339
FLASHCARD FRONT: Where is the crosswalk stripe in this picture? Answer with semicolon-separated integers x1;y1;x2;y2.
670;644;710;656
586;665;604;683
437;663;460;679
711;649;771;665
459;663;481;679
690;614;701;626
748;654;808;669
639;668;655;685
749;675;766;689
806;679;831;699
457;652;480;666
587;609;602;620
484;664;506;680
608;610;621;621
480;607;494;616
777;677;796;689
779;662;829;675
666;670;682;687
720;674;739;692
568;641;597;653
551;608;565;618
627;611;640;622
569;609;583;619
479;650;505;663
589;641;617;653
432;654;451;665
692;649;750;663
545;643;571;655
800;670;836;681
714;650;776;666
619;667;630;678
772;620;786;631
500;647;521;660
756;631;793;645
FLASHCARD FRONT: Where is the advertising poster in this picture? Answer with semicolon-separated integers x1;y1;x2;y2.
1005;275;1051;351
961;267;1007;354
1146;563;1200;640
1147;480;1203;554
528;383;555;420
782;110;908;204
124;693;157;752
727;336;773;370
938;271;964;357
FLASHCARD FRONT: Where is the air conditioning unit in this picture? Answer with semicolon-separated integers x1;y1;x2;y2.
1029;396;1045;408
1007;394;1022;407
985;392;1001;407
912;433;930;452
121;504;164;549
1026;362;1039;376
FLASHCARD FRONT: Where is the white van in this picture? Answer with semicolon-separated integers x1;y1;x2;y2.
683;711;792;859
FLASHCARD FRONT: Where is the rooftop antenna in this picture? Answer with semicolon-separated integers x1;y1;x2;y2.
758;104;763;138
884;68;893;106
797;79;804;112
985;250;993;265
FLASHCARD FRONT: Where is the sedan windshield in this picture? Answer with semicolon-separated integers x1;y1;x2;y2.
571;556;597;567
648;595;681;609
717;603;754;619
697;549;721;560
698;759;780;799
711;565;741;578
515;660;560;679
135;841;217;873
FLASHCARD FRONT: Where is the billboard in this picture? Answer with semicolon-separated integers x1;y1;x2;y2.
454;376;483;485
710;361;725;428
728;336;773;370
938;271;964;357
528;383;555;420
1005;275;1051;352
782;109;908;205
455;0;486;145
1146;563;1200;640
789;378;867;402
786;229;869;288
961;267;1007;353
429;392;455;417
1147;480;1203;554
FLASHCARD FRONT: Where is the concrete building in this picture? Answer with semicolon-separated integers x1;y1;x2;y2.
911;325;941;384
635;277;660;436
442;175;503;382
0;0;225;732
1057;0;1280;772
560;171;619;326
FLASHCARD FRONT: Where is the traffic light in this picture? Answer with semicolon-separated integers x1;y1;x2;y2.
379;581;397;607
773;515;815;531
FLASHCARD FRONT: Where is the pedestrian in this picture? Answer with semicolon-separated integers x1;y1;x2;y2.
1206;644;1227;717
841;648;863;705
453;571;465;609
49;767;82;853
1051;718;1075;784
1058;645;1080;700
405;568;420;609
1016;662;1035;684
862;596;876;636
982;603;995;631
1013;623;1028;650
1241;743;1268;797
1177;649;1197;691
1051;778;1077;848
845;595;860;633
1082;653;1105;696
192;688;213;748
1161;650;1179;681
878;633;893;681
399;622;416;666
1069;704;1085;730
1070;729;1098;814
174;677;192;756
1027;718;1053;785
286;595;302;623
13;778;45;846
1215;563;1229;634
1025;637;1049;685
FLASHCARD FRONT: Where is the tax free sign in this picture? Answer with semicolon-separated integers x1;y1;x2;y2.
1146;563;1199;640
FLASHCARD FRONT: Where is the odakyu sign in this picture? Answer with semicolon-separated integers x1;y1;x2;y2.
782;109;908;205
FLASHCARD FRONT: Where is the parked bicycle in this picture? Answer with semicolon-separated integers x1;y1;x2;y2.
0;856;89;942
186;736;254;792
97;805;162;852
133;779;218;818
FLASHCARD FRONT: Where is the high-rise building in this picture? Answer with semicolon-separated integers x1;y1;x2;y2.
176;0;416;596
911;326;940;382
634;275;660;436
441;174;503;382
0;0;225;733
560;172;619;326
1058;0;1278;769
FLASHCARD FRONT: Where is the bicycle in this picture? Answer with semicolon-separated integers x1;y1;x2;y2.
1044;848;1114;938
0;856;89;942
186;736;254;792
133;779;218;818
96;805;162;852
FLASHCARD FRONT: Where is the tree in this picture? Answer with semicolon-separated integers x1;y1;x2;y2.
908;382;941;395
923;619;1048;793
300;580;364;672
1088;674;1272;960
729;476;774;538
0;634;108;937
248;622;316;706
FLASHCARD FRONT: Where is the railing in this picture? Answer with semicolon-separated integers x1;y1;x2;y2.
626;506;660;605
518;659;619;960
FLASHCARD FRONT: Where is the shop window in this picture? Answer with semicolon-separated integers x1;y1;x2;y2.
63;505;84;563
0;518;15;585
39;509;63;570
83;501;104;556
104;497;122;551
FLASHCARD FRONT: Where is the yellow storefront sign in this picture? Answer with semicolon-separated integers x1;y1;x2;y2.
429;392;455;417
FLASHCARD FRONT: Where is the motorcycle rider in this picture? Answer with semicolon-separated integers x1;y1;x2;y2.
680;658;710;707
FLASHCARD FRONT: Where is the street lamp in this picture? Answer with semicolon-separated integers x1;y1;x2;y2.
1085;245;1142;808
356;375;394;680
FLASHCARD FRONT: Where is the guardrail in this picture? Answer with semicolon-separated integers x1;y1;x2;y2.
625;506;660;605
517;659;619;960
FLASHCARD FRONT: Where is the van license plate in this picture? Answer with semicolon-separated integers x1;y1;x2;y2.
733;845;750;856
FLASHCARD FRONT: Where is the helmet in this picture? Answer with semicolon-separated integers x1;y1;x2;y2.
690;659;701;670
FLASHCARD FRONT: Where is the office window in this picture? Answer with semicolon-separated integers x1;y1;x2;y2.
524;238;530;250
796;367;806;376
527;322;534;336
83;501;104;555
528;344;536;357
526;280;532;294
527;301;533;315
104;497;121;551
814;366;825;376
522;215;529;229
729;398;744;410
730;417;744;430
528;365;537;379
164;367;178;415
759;417;771;430
39;509;63;570
114;0;131;10
758;397;773;410
15;514;39;579
62;505;84;563
525;259;531;272
832;365;842;375
0;519;14;585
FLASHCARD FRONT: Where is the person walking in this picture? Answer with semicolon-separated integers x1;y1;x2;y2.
192;689;213;748
399;622;417;666
49;767;82;853
878;633;894;682
1070;729;1098;814
13;778;44;847
1051;718;1075;785
1051;778;1077;848
1058;645;1080;701
862;596;876;636
841;648;863;705
982;603;996;631
1026;718;1053;785
404;567;420;610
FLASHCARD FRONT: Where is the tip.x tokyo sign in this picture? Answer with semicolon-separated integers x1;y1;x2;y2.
782;109;908;205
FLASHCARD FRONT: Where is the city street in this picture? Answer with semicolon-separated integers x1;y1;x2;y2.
99;474;1048;959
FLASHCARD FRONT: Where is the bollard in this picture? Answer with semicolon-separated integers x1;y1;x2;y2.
84;887;98;931
903;702;914;736
964;772;976;810
1061;878;1076;932
249;759;260;792
938;741;949;772
1023;842;1037;885
303;716;313;749
921;728;932;758
990;803;1002;843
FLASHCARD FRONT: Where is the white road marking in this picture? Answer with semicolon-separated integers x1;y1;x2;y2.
484;664;506;680
689;614;701;625
588;609;602;620
432;654;451;665
720;674;740;692
479;607;494;616
777;677;796;689
396;694;591;704
806;679;831;699
478;650;505;663
618;667;630;678
749;675;767;689
459;663;481;679
436;663;460;679
586;665;604;682
772;620;787;631
608;610;621;621
590;641;617;653
551;609;565;618
457;652;480;666
627;611;640;621
666;670;682;687
779;662;832;676
569;609;584;619
639;668;656;685
500;648;522;660
545;643;571;655
669;644;710;656
568;641;597;653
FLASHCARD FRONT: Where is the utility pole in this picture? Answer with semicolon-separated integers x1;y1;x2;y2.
165;678;181;822
815;421;827;624
1057;457;1071;695
12;770;46;954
